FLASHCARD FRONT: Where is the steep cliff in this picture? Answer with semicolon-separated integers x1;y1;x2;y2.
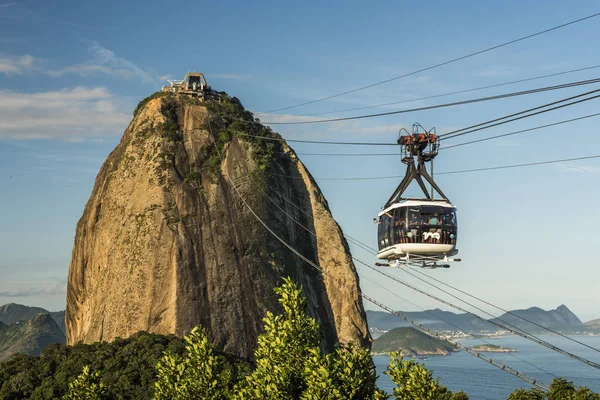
66;93;370;358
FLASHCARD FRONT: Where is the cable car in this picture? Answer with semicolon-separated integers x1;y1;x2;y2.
376;124;460;268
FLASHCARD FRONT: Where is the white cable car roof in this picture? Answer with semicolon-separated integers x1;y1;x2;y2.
378;199;455;217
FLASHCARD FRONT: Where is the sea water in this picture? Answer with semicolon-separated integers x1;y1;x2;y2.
373;335;600;399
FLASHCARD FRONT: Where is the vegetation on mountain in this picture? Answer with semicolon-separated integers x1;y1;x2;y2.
1;278;598;399
470;344;517;353
372;327;456;356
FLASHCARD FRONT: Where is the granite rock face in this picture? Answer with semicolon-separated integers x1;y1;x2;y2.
66;94;370;358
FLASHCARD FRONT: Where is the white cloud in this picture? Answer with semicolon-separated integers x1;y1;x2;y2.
46;64;135;79
0;54;39;75
0;87;131;139
86;41;157;84
1;42;159;83
0;280;66;297
0;2;16;8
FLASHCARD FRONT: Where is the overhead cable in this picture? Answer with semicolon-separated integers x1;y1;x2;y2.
442;112;600;150
260;78;600;125
409;267;600;355
440;90;600;140
275;154;600;181
205;112;551;391
269;111;600;156
301;64;600;117
264;12;600;113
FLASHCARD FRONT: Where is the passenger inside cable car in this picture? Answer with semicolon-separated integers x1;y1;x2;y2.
377;204;457;251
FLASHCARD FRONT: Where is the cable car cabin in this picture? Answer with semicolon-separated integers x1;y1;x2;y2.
377;200;458;260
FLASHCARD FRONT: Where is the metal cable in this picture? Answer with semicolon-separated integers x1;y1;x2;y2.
300;64;600;117
261;79;600;125
205;113;551;391
263;12;600;113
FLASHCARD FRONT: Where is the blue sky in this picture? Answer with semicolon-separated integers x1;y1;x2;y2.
1;1;600;322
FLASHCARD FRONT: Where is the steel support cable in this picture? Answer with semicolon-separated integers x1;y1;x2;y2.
249;157;600;358
255;179;556;379
260;78;600;125
436;86;600;138
409;267;600;355
440;91;600;141
204;116;552;390
357;273;558;379
239;134;398;146
267;111;600;155
220;162;552;390
367;266;600;371
442;112;600;150
437;154;600;175
264;153;600;181
238;86;600;147
264;111;600;156
301;64;600;117
362;293;550;391
244;164;589;375
263;12;600;114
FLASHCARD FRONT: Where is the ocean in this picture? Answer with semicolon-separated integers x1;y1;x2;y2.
373;335;600;399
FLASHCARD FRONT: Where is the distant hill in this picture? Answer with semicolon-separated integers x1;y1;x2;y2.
372;327;456;356
49;311;66;335
0;303;65;335
366;309;493;332
490;304;582;331
584;318;600;327
0;303;49;324
367;305;589;334
0;313;65;361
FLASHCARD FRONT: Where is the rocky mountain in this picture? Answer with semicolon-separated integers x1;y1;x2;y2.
0;303;49;324
66;92;370;358
368;305;587;334
0;313;65;361
372;327;456;356
490;304;582;332
0;303;65;335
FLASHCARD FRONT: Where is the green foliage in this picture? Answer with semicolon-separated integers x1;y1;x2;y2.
0;331;189;399
233;277;383;400
383;351;468;400
372;327;455;356
159;98;183;142
508;377;600;400
202;95;280;177
133;91;168;117
154;327;233;400
63;365;108;400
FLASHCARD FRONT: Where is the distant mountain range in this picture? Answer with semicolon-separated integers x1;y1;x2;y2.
367;304;599;335
0;303;66;360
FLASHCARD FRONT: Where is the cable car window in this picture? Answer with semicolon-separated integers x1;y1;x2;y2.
392;207;406;243
377;216;385;249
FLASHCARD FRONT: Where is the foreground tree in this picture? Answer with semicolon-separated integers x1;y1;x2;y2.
63;366;108;400
508;377;600;400
383;351;468;400
154;327;233;400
